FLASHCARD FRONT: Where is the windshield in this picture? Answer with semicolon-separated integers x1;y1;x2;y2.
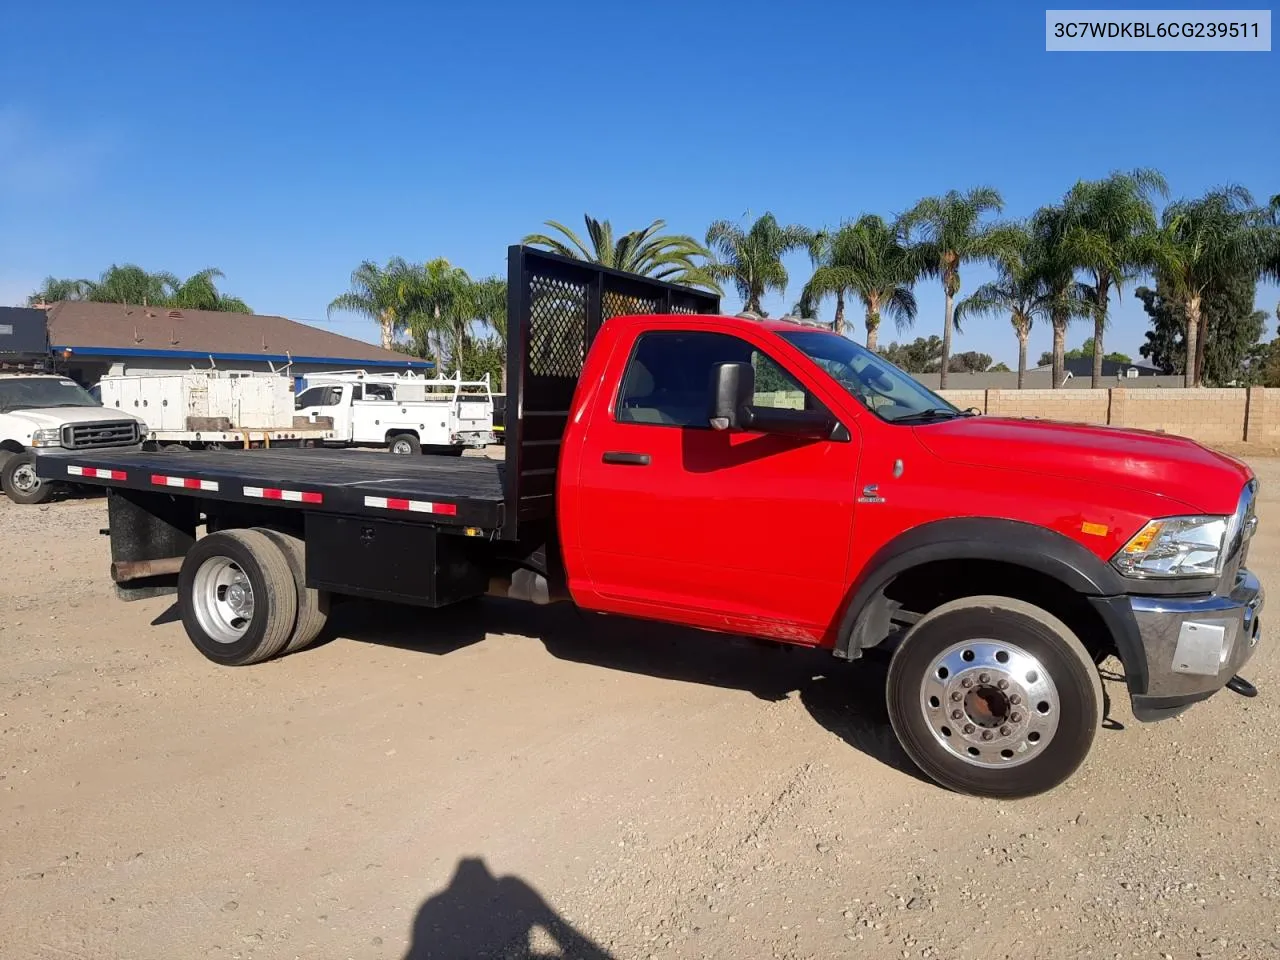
779;331;964;423
0;377;101;414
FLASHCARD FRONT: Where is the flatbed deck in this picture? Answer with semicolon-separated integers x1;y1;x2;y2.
36;447;506;529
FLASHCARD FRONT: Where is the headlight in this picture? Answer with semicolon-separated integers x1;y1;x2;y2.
30;428;62;448
1112;515;1229;579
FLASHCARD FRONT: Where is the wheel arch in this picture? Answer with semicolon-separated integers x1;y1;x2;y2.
0;439;27;455
837;517;1143;688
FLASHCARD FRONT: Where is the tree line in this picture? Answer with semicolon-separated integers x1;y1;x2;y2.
27;173;1280;391
29;265;251;313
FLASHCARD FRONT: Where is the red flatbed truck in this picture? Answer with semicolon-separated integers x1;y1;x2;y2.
37;246;1264;798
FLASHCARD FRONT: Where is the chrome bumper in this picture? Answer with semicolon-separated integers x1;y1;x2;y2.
1127;569;1263;719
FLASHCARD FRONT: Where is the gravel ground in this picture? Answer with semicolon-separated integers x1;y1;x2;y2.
1;458;1278;960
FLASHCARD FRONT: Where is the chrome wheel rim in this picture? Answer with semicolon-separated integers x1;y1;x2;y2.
390;439;412;454
920;640;1060;769
11;463;39;493
192;556;255;644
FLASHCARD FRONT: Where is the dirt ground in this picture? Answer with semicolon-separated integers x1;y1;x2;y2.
2;458;1279;960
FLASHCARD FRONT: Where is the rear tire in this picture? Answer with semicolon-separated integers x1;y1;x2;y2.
388;434;420;455
2;453;55;505
178;529;298;665
885;595;1102;799
258;529;330;653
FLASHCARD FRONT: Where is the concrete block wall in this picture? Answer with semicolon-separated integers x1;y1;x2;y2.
1246;387;1280;443
935;386;1274;445
1110;388;1247;443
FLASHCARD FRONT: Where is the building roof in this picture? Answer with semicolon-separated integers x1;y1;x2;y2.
43;301;430;369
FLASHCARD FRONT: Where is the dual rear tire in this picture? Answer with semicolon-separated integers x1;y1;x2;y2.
178;528;330;665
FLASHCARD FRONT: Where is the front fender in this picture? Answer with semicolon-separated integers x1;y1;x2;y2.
836;517;1130;659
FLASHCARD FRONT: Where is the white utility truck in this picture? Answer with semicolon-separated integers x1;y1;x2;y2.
1;307;145;504
96;370;335;451
295;370;495;455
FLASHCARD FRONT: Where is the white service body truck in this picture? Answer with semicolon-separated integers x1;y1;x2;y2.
295;370;496;455
96;370;335;451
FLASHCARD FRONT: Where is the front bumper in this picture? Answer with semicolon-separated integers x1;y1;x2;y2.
1124;568;1264;721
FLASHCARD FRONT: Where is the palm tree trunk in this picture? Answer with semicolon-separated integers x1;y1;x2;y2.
1185;295;1201;387
380;309;394;350
1017;331;1028;390
1195;308;1209;386
939;289;954;389
866;311;880;352
834;292;846;338
1052;311;1068;388
1091;276;1108;389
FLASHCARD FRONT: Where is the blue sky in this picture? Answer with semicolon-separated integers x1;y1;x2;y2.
1;1;1276;368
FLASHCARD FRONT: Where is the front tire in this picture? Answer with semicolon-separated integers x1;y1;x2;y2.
2;453;55;505
178;529;298;665
886;595;1102;799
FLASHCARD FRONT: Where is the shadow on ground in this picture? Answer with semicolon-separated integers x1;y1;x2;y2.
405;857;613;960
327;596;929;784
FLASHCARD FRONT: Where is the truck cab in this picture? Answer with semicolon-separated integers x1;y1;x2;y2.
0;370;145;503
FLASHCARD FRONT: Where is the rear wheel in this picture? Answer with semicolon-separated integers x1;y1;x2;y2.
178;529;298;665
258;529;330;653
388;434;420;455
2;453;55;505
885;595;1102;799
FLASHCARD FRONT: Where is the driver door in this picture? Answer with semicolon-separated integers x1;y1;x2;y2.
571;329;861;639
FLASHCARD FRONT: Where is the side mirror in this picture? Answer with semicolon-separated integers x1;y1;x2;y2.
710;361;754;430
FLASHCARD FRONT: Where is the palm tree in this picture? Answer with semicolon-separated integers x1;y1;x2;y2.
523;215;718;292
955;225;1089;389
471;277;508;389
27;277;91;305
804;215;918;349
328;257;420;350
29;265;251;312
704;213;814;316
1153;186;1270;386
404;258;478;373
170;267;251;312
1028;204;1097;389
901;188;1019;388
1061;169;1168;387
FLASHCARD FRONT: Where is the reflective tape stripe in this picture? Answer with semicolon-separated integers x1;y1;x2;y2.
150;474;219;491
67;465;127;480
243;485;323;504
363;495;457;516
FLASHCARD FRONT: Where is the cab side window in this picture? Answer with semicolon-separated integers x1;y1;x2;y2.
294;387;325;409
616;331;817;426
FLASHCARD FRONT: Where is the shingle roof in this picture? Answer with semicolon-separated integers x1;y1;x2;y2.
44;301;426;366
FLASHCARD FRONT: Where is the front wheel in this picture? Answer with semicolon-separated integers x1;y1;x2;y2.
886;595;1102;799
2;453;55;505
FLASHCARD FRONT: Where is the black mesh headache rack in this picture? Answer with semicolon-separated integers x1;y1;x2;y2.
33;247;720;538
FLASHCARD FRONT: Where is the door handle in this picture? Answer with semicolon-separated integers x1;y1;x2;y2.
602;451;651;466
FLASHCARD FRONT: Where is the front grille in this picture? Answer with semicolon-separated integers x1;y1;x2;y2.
61;420;139;449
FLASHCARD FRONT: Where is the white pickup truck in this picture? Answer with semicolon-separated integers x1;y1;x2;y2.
0;369;145;504
295;370;496;455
